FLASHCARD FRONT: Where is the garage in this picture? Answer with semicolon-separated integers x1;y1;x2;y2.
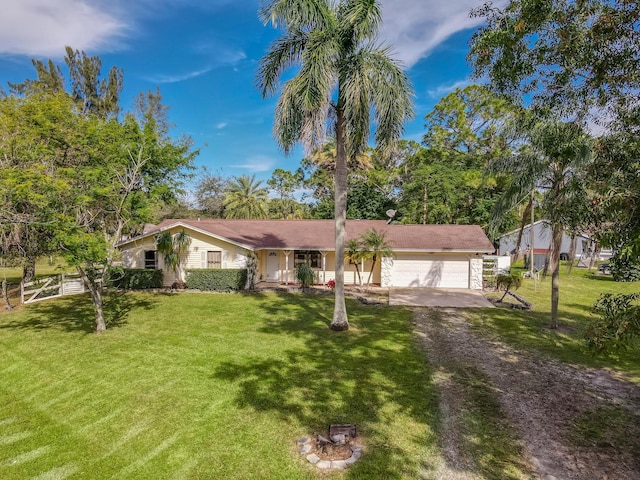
389;254;470;288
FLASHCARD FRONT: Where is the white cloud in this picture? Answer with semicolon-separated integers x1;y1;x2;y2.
231;155;276;173
144;66;214;84
427;79;472;97
0;0;128;57
378;0;508;68
216;122;228;129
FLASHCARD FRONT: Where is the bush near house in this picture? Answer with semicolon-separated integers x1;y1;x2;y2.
109;268;163;290
186;269;247;291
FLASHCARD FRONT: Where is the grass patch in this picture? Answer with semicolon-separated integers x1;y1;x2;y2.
1;257;72;285
0;291;439;479
569;406;640;450
471;267;640;381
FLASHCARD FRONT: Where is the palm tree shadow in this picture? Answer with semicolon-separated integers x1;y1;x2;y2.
213;292;439;477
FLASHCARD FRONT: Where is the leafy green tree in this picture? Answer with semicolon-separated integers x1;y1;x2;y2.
399;86;519;232
359;228;394;287
194;169;228;218
469;1;640;255
491;118;593;328
64;46;123;118
224;174;269;219
156;230;192;288
267;168;307;219
469;1;640;120
0;92;82;283
257;0;413;331
2;50;196;333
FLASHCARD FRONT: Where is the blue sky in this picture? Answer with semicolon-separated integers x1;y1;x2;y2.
0;1;504;183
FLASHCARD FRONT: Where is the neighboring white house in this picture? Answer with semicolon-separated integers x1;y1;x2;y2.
497;220;612;261
117;219;495;290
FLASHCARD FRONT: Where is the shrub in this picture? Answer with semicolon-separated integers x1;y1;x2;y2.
186;269;247;291
586;293;640;352
609;254;640;282
110;268;163;289
295;263;315;291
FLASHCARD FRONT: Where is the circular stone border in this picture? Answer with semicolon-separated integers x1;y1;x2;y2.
296;437;363;470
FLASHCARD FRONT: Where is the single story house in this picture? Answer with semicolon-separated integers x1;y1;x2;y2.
117;219;495;289
497;220;612;261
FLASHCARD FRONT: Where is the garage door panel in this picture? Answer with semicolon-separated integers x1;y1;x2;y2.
391;254;469;288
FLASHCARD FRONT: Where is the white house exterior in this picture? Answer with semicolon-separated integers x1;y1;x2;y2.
118;219;495;290
497;220;608;259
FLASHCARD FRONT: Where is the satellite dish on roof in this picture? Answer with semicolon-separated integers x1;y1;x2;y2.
385;209;397;224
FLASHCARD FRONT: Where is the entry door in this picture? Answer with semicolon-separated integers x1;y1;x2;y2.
266;251;280;282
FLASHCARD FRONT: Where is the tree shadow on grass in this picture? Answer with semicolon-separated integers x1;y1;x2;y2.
213;291;441;478
0;291;159;334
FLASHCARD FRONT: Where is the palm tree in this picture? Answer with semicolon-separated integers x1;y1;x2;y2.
345;238;364;286
491;118;592;328
309;140;373;174
257;0;413;331
156;229;192;288
224;174;269;219
359;228;394;287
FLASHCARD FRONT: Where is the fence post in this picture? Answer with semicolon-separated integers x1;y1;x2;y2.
61;273;65;296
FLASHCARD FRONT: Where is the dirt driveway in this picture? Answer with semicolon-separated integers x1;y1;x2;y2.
414;308;640;480
390;288;494;308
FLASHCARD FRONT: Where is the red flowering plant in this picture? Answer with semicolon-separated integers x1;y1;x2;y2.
326;279;336;290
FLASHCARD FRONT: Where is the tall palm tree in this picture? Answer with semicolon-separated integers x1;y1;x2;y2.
491;118;592;328
224;174;269;219
257;0;413;331
359;228;394;287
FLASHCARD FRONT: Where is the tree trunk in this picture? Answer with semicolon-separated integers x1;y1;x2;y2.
331;108;349;331
549;222;563;329
422;185;427;225
366;258;377;288
566;235;577;274
2;278;13;310
78;266;106;333
589;243;601;270
22;258;36;284
512;197;532;263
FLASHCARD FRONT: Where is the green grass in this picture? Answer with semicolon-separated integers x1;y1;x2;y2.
471;266;640;381
1;257;73;285
0;291;440;479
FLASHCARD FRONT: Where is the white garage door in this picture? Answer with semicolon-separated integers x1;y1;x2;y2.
390;254;470;288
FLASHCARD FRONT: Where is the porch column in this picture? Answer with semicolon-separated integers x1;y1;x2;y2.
284;250;292;285
320;251;328;284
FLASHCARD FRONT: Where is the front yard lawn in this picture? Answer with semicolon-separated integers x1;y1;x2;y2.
0;292;439;479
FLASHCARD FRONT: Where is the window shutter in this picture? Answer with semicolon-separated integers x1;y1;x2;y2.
201;251;206;268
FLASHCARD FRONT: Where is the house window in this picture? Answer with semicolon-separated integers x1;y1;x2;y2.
207;251;222;269
144;250;157;269
294;250;321;269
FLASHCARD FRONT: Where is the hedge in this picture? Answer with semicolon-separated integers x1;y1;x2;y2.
186;269;248;291
110;268;163;289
